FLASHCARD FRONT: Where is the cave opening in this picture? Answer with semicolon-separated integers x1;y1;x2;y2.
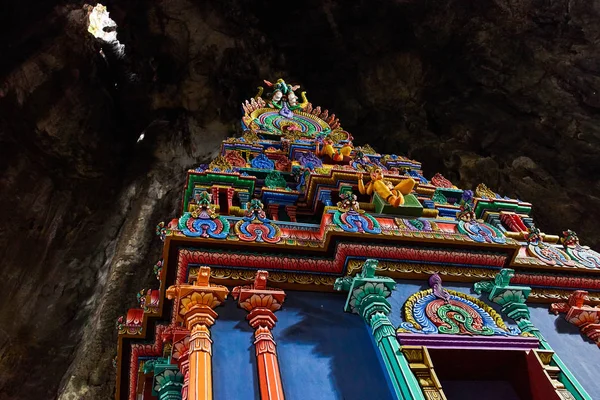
87;3;125;57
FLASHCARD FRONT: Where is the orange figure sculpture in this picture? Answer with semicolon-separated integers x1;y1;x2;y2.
232;271;286;400
358;168;416;207
316;140;353;163
316;139;343;161
166;267;229;400
340;142;353;157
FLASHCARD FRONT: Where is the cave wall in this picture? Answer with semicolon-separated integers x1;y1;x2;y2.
0;0;599;399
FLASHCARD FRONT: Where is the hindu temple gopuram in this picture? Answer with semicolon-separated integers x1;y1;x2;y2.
115;79;600;400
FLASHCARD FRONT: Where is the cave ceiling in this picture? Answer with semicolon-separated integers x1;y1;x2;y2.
0;0;599;398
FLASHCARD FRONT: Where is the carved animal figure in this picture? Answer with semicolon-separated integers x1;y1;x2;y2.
261;78;308;110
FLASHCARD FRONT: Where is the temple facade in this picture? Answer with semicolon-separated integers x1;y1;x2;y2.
115;79;600;400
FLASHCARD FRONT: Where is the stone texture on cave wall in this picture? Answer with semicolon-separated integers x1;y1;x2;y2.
0;0;599;399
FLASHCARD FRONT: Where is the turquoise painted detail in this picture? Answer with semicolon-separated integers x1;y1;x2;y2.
431;189;447;205
150;358;184;400
335;259;425;400
474;269;591;400
264;170;287;189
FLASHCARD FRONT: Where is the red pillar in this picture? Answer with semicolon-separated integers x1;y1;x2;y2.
211;187;219;206
232;271;286;400
267;204;279;221
227;188;235;210
172;328;191;400
285;206;297;222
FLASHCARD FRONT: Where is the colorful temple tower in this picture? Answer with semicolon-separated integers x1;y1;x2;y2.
115;79;600;400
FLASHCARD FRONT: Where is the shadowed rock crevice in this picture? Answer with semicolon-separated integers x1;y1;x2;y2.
1;1;599;399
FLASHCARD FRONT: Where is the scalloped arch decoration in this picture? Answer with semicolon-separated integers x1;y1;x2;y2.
398;287;519;336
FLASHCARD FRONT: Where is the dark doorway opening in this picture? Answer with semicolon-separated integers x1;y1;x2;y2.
218;190;229;215
428;348;533;400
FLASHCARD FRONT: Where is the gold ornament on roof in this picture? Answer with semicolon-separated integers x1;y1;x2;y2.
359;144;377;155
242;130;260;143
209;156;232;171
327;129;347;144
282;128;304;142
475;183;498;199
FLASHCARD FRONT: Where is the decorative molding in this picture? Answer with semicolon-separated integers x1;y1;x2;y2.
346;260;497;280
175;244;507;283
398;274;519;336
234;199;282;243
527;288;600;304
561;230;600;269
401;346;447;400
457;220;506;244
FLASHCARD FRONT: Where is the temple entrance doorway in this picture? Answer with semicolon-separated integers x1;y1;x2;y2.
428;348;531;400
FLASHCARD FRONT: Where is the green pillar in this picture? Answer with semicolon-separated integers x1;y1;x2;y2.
335;259;425;400
475;269;591;400
144;357;184;400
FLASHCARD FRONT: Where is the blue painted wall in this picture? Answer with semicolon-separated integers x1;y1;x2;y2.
212;300;260;400
529;304;600;399
212;291;394;400
212;277;600;399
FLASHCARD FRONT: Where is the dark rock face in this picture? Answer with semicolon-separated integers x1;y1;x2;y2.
0;0;599;399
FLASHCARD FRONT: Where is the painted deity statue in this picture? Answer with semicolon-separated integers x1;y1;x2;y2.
261;78;308;115
316;139;353;163
358;168;416;207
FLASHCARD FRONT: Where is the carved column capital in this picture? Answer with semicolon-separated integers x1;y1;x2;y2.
551;290;600;348
247;307;278;330
232;270;286;318
166;266;229;327
334;259;395;322
151;360;184;400
474;268;538;337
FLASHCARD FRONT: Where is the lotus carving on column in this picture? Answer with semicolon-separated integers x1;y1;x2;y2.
240;294;282;312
